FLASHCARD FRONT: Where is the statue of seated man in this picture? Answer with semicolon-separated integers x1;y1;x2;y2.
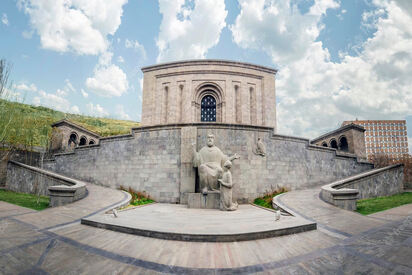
192;134;239;194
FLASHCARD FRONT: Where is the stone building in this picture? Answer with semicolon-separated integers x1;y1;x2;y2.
342;120;409;160
37;60;376;204
141;60;277;130
310;123;367;159
50;120;100;152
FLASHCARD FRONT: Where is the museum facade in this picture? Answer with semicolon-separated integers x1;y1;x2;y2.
141;60;277;130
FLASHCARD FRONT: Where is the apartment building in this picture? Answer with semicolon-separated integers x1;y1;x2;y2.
342;120;409;160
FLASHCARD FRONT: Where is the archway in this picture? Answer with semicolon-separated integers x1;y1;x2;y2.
79;136;87;146
89;140;95;145
68;132;78;147
321;142;328;147
330;139;338;149
194;82;223;122
339;136;349;152
201;95;216;122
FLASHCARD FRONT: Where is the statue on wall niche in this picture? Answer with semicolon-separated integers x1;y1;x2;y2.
254;137;266;156
218;160;238;211
192;134;239;194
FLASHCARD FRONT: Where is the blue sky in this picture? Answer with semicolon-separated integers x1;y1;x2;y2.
1;0;411;152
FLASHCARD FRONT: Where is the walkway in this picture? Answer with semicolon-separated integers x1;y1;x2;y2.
1;185;411;274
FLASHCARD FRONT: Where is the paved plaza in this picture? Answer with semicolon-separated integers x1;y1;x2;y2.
1;184;412;274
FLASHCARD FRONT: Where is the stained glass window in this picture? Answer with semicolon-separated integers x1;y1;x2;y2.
201;95;216;122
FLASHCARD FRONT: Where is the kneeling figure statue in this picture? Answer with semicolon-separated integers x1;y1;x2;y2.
218;160;238;211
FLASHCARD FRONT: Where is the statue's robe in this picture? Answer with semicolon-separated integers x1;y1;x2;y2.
193;146;228;191
219;171;238;211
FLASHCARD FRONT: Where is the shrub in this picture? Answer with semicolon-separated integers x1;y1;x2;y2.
253;187;288;209
119;185;154;206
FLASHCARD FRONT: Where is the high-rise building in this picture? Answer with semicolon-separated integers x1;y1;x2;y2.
342;120;409;160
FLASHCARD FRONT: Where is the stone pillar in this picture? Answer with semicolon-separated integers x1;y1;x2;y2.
180;126;197;204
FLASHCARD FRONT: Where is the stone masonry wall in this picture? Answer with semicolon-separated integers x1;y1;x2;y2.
337;164;403;199
196;125;372;203
42;124;373;204
7;161;69;196
44;128;181;203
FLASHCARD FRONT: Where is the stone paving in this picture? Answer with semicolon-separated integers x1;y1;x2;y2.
81;203;316;242
1;185;411;274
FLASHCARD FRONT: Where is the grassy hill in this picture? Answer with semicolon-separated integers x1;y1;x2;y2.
0;99;140;148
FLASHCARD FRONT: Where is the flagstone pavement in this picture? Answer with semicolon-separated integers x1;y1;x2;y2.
1;183;412;274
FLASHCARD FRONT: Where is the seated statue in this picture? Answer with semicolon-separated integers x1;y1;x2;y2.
218;160;238;211
192;134;239;194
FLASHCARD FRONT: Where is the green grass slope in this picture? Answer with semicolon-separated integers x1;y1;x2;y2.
0;99;140;148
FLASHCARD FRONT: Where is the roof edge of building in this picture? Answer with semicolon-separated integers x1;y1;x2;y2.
141;59;277;74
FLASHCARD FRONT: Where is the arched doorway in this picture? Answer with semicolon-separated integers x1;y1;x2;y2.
339;136;349;152
201;95;216;122
330;139;338;149
321;142;328;147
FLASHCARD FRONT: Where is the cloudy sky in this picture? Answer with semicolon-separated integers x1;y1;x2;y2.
1;0;411;151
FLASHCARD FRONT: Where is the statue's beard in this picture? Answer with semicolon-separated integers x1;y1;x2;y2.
207;141;214;147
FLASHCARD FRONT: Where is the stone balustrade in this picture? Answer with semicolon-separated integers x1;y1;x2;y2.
6;160;87;207
320;164;404;211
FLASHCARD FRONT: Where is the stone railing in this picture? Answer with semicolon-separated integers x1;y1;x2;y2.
320;164;404;211
6;160;87;207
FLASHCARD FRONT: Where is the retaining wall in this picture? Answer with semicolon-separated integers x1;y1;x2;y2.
320;164;404;210
6;161;87;207
40;124;373;204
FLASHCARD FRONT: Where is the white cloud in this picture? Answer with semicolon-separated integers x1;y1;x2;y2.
70;105;80;114
56;88;67;97
33;90;72;112
14;83;37;92
2;13;9;26
125;39;146;59
139;77;143;91
22;30;33;39
115;104;130;120
64;79;76;93
80;89;88;98
86;102;109;117
231;0;412;139
86;52;129;97
17;0;128;55
156;0;227;62
117;56;125;63
231;0;339;65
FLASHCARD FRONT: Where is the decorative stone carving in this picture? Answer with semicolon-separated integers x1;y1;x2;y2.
218;160;238;211
192;134;239;194
254;138;266;156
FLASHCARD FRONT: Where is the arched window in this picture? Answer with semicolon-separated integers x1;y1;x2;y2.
201;95;216;122
330;139;338;149
79;136;87;146
68;133;78;147
89;140;95;145
339;136;349;152
321;142;328;147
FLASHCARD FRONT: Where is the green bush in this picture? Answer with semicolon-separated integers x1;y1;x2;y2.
253;187;288;209
119;185;154;206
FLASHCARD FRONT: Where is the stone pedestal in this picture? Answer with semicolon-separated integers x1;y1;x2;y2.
187;192;220;209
